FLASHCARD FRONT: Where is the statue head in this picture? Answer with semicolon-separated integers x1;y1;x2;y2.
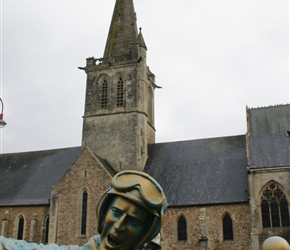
96;170;167;250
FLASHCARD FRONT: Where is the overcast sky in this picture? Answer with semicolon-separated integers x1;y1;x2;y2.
1;0;289;154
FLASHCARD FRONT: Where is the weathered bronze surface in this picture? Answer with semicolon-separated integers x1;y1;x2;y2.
0;170;167;250
96;170;167;250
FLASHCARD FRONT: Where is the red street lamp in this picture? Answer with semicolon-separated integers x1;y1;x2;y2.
0;98;7;128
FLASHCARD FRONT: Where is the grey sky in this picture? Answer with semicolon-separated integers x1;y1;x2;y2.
1;0;289;153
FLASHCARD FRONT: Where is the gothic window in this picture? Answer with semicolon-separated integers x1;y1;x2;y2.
223;213;233;240
17;216;24;240
261;199;271;227
101;80;108;109
43;216;49;244
117;77;124;107
178;215;187;241
81;190;88;235
280;198;290;226
261;182;290;228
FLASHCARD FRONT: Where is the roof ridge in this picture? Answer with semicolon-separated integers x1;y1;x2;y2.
247;103;290;110
0;146;81;156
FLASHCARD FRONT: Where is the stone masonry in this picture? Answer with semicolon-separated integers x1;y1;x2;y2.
0;206;50;243
162;203;251;250
48;148;112;246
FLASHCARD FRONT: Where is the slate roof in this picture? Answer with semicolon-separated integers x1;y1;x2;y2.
248;105;290;168
1;105;288;208
144;135;249;207
0;147;81;206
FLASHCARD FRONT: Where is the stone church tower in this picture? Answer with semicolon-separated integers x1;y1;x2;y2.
1;1;289;249
80;0;156;171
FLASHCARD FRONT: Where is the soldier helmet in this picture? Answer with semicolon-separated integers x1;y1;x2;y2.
96;170;167;250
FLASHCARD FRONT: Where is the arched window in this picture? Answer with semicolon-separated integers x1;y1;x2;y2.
280;198;290;226
17;216;24;240
223;213;233;240
43;215;49;244
117;77;124;107
178;215;187;241
261;199;270;227
101;80;108;109
261;182;290;228
81;190;88;235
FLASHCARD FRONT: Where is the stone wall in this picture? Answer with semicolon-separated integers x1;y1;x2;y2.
82;112;149;171
2;154;289;249
161;203;251;250
82;58;156;171
0;206;50;243
49;147;113;246
248;167;290;249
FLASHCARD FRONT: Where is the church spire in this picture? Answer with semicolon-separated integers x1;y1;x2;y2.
81;0;155;171
103;0;139;62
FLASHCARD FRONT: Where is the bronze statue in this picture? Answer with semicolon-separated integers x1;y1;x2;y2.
142;236;161;250
0;170;167;250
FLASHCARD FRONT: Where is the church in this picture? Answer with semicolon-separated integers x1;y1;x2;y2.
0;0;289;249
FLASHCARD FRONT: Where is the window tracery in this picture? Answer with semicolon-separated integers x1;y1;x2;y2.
261;182;290;228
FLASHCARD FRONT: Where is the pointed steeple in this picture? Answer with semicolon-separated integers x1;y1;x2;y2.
103;0;139;63
81;0;156;171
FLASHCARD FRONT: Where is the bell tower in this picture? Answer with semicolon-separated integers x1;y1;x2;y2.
80;0;156;171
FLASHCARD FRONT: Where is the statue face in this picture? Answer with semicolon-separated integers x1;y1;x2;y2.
100;196;151;250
